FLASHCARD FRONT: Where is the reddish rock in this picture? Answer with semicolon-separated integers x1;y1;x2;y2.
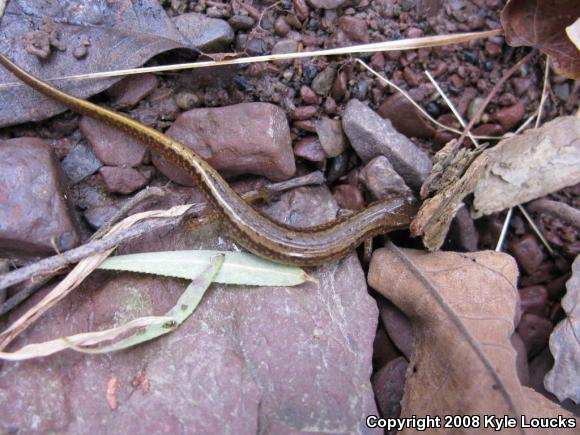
290;105;318;120
0;186;380;433
273;16;291;36
331;70;348;101
484;41;502;56
373;327;402;370
370;52;385;71
519;285;548;317
519;261;556;287
546;273;570;300
80;116;148;167
432;129;458;149
359;156;412;200
490;102;525;131
106;73;159;109
379;298;414;359
338;16;369;43
371;357;408;419
99;166;150;194
343;99;432;190
499;92;518;107
293;136;326;162
472;123;503;137
323;97;337;114
293;0;310;21
509;234;545;276
406;27;424;38
155;103;295;185
292;119;317;132
517;313;553;358
0;138;79;256
315;117;347;158
378;93;436;139
333;184;364;210
299;85;321;105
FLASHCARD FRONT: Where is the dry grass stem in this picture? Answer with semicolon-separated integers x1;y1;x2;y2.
0;30;501;89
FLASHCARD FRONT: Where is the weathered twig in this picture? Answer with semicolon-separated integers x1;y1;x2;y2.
0;171;325;294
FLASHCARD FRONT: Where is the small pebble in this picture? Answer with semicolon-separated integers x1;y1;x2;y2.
274;16;291;36
228;15;255;30
311;66;337;96
299;85;321;105
73;45;88;59
509;234;545;276
293;136;327;162
175;91;201;111
519;286;548;317
290;105;318;120
491;102;525;131
517;313;552;358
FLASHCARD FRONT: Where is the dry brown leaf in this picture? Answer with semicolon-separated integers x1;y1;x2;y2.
368;245;574;433
410;145;490;251
473;116;580;217
544;254;580;404
501;0;580;79
0;0;186;127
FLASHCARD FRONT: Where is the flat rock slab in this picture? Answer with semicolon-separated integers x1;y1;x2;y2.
154;102;296;185
0;186;379;434
0;137;79;256
342;99;432;190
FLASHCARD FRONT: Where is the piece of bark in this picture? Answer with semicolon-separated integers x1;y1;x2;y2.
473;116;580;217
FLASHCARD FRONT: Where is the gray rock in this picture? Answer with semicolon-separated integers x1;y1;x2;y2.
311;66;337;96
0;186;380;434
342;99;432;190
61;141;103;184
228;15;255;31
359;156;413;200
271;39;299;66
0;138;80;256
173;13;234;53
315;117;347;158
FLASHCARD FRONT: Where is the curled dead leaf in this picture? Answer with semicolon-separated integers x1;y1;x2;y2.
544;254;580;404
368;244;574;432
501;0;580;79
